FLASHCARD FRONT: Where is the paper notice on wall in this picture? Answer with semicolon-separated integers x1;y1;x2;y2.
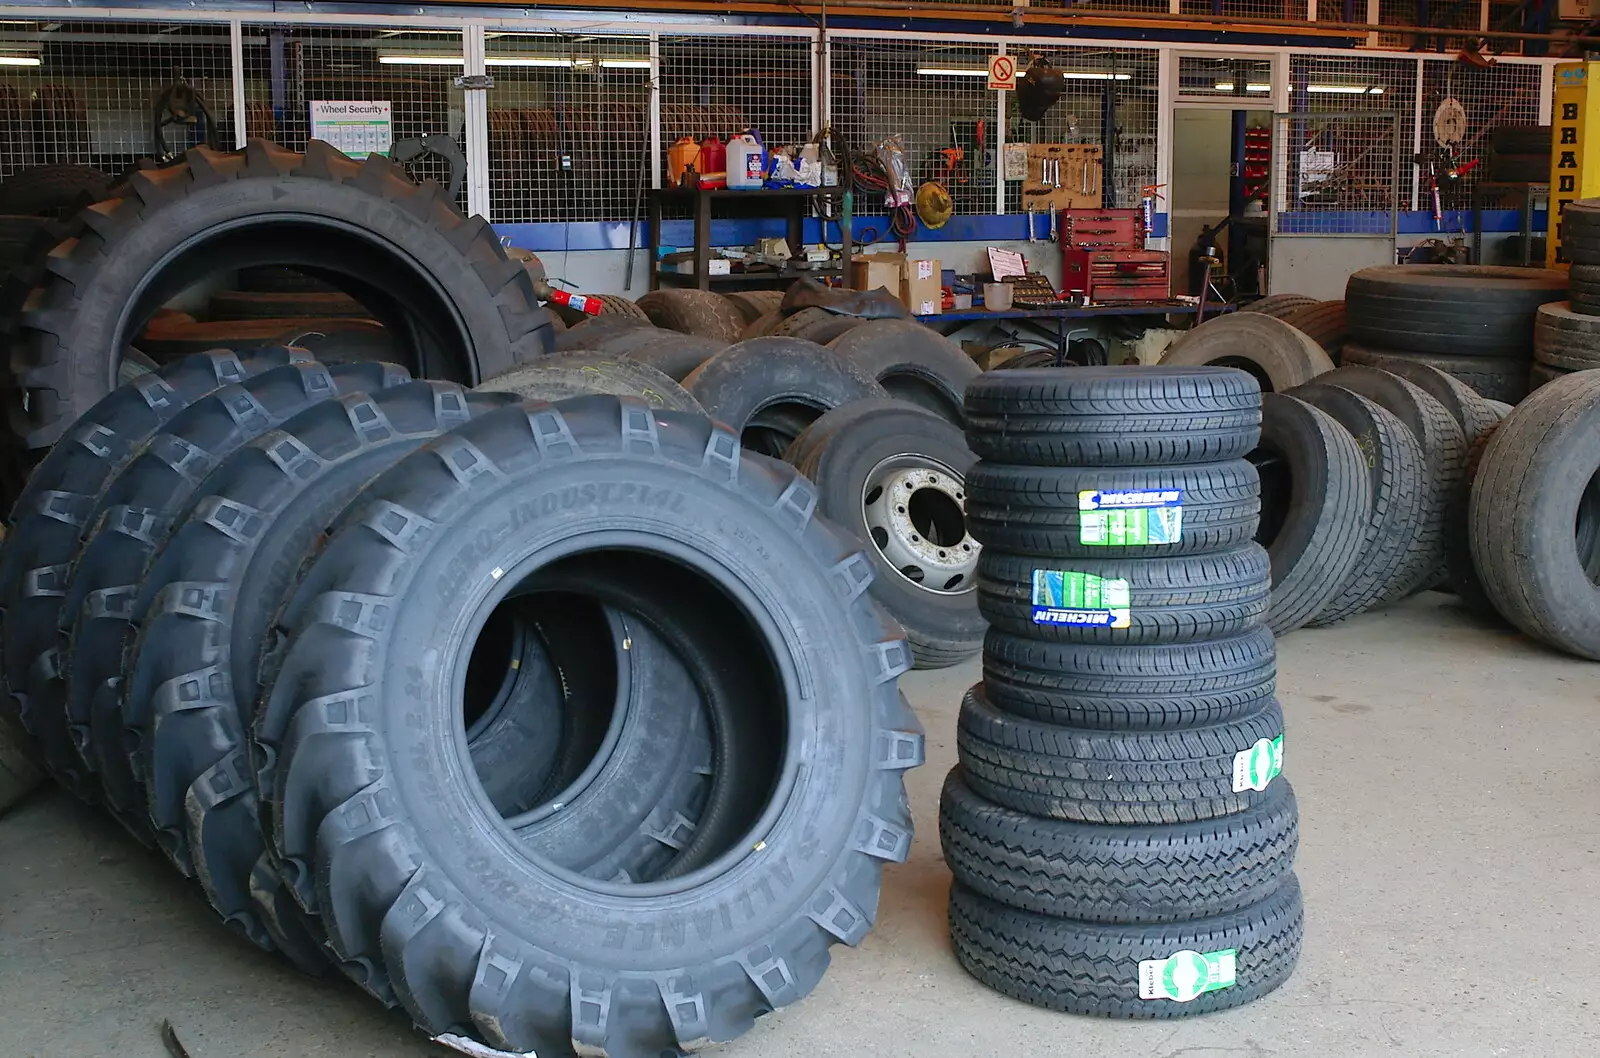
310;100;393;159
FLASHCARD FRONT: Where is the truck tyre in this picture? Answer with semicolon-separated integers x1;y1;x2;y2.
940;766;1298;922
949;875;1303;1017
208;290;369;321
1470;370;1600;659
1290;385;1428;624
769;306;863;345
583;329;727;381
982;625;1276;731
63;362;409;836
828;320;980;425
1534;301;1600;372
474;355;703;412
963;366;1261;467
1449;405;1512;619
965;460;1260;559
976;545;1271;646
252;396;922;1054
9;140;553;450
1558;198;1600;265
1250;394;1372;634
1344;264;1567;358
1569;264;1600;315
685;337;888;457
0;348;314;805
553;313;653;352
1241;293;1316;318
724;290;783;324
1340;341;1530;404
637;289;746;343
1160;314;1335;393
1276;300;1348;361
0;163;113;218
554;292;648;328
741;309;784;339
0;709;43;816
1313;366;1467;590
956;686;1285;824
784;398;983;669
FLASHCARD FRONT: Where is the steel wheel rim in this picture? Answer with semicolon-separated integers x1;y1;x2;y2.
861;454;979;595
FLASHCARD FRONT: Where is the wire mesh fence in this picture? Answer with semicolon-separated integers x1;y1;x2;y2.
1290;54;1417;208
1272;108;1404;232
1177;54;1276;101
0;19;233;178
1419;57;1543;206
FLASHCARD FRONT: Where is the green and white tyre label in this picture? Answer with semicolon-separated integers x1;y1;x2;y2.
1077;488;1184;546
1139;948;1237;1002
1031;569;1132;628
1232;734;1284;792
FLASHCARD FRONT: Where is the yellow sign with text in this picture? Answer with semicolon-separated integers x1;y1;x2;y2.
1547;62;1600;267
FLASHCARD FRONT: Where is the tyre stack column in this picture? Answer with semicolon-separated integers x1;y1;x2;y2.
944;364;1304;1016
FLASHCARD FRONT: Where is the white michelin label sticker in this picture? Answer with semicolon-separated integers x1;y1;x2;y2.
1232;735;1284;792
1139;948;1237;1002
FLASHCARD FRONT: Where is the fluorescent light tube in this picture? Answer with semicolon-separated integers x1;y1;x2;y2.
917;67;986;76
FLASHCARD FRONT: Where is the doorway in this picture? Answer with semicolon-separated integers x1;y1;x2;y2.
1171;106;1274;300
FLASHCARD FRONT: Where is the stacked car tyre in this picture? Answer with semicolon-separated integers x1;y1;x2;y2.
0;348;924;1056
947;365;1302;1017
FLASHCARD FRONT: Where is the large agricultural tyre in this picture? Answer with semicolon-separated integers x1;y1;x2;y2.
1343;264;1568;358
940;766;1298;922
9;139;554;450
784;398;984;669
1160;313;1335;393
963;366;1262;467
1339;342;1530;405
636;288;746;343
208;289;369;321
61;361;411;837
252;395;923;1054
1469;370;1600;659
1290;384;1428;624
827;319;980;425
949;875;1303;1017
1250;393;1371;634
684;336;889;457
119;381;513;948
0;348;314;804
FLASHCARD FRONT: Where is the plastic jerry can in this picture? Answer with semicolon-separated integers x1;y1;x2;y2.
726;129;766;190
667;135;701;187
698;135;727;188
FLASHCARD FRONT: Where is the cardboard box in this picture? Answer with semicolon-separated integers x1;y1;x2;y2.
904;256;941;316
851;252;904;296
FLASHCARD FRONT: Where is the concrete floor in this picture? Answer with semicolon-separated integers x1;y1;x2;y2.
3;592;1598;1058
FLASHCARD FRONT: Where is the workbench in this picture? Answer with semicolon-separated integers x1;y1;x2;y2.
915;300;1227;359
647;186;851;291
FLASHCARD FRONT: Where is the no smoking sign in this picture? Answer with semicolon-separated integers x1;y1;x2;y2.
988;54;1016;91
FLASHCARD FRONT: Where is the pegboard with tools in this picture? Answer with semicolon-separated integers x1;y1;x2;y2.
1021;144;1103;212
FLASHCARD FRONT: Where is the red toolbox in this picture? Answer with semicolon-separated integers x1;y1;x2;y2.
1060;208;1143;250
1061;247;1171;303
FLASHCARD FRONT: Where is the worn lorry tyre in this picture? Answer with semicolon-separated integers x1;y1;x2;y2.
828;319;980;425
723;289;783;324
940;766;1298;922
685;337;889;456
1276;300;1348;361
964;366;1262;467
1340;342;1531;404
553;313;654;352
1534;301;1600;373
769;306;865;345
553;292;647;328
1160;314;1335;393
977;545;1271;646
1470;371;1600;659
957;686;1285;825
1344;264;1567;358
637;288;746;343
1240;293;1317;318
9;139;553;450
965;460;1259;559
252;395;923;1054
949;874;1302;1017
1250;393;1371;634
580;328;727;381
1569;264;1600;316
476;355;703;412
982;625;1276;731
0;348;313;803
785;398;983;669
1290;385;1428;624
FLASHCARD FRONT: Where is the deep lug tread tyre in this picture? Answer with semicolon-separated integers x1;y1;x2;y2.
64;361;410;839
253;395;923;1054
963;367;1262;467
982;625;1276;731
956;686;1286;825
1290;385;1428;625
0;348;313;804
10;139;553;450
1251;394;1372;634
966;459;1260;559
948;875;1303;1017
939;766;1298;922
976;545;1270;646
1469;370;1600;659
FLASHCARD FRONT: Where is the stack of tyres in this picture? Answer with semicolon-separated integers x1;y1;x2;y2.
946;366;1302;1016
1533;200;1600;389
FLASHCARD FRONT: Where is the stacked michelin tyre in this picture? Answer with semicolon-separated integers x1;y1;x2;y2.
0;347;924;1057
946;366;1302;1017
1341;264;1567;404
